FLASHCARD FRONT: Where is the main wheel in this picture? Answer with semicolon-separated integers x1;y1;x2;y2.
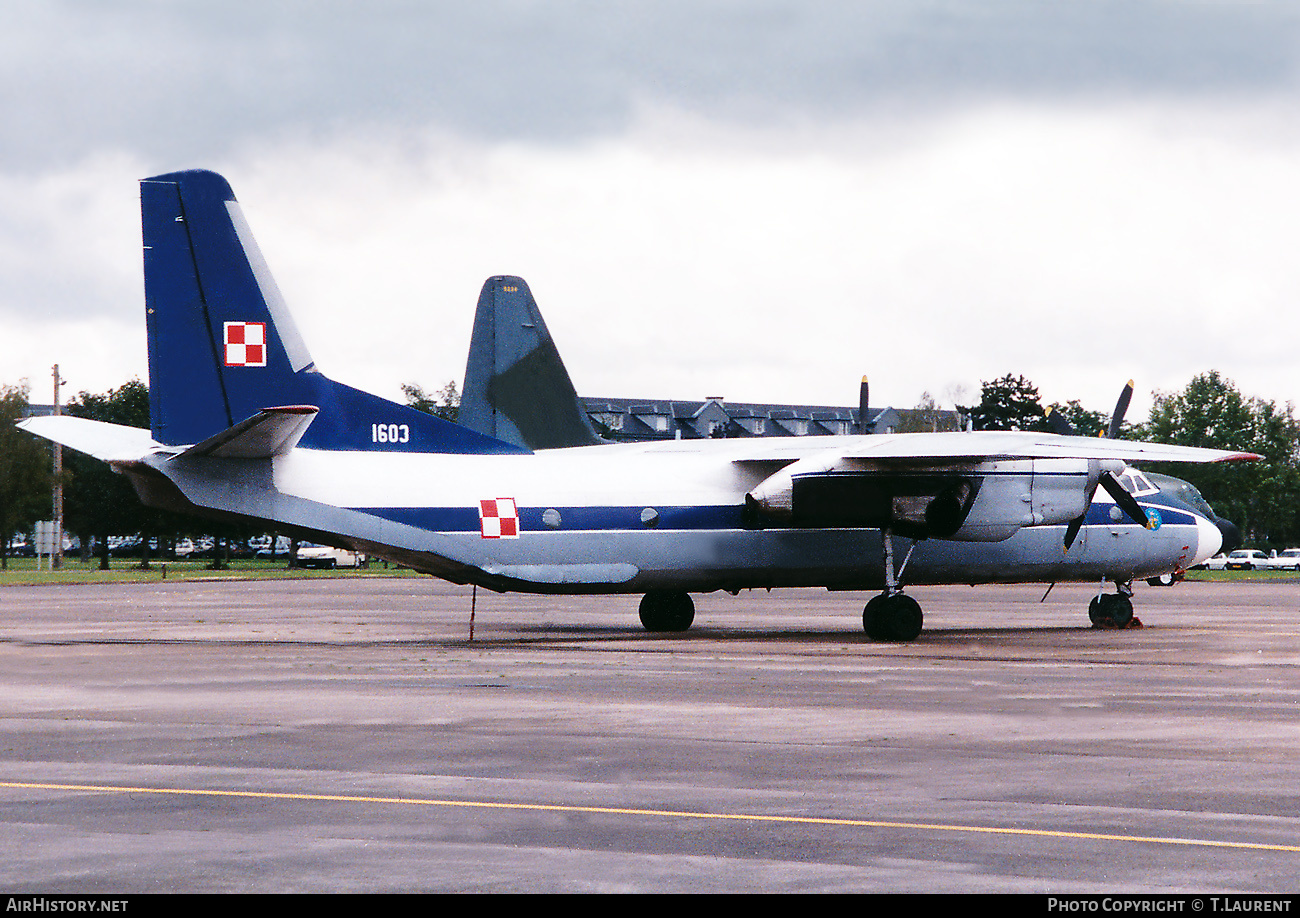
638;590;695;632
862;593;923;642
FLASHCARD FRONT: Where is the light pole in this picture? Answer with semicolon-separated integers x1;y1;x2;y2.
52;364;64;570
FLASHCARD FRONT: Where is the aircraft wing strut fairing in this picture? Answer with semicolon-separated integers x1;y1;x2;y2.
19;170;1259;641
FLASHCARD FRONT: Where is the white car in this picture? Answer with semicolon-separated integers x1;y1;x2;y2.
1266;549;1300;571
1224;549;1270;571
295;542;363;570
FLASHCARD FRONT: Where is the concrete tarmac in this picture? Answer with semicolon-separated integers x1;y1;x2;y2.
0;576;1297;893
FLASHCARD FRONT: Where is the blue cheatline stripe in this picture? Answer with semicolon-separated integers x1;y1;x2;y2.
351;501;1200;534
1085;498;1195;527
352;504;749;533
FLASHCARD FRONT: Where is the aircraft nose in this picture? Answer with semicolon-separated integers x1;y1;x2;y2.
1191;513;1224;568
1215;518;1242;555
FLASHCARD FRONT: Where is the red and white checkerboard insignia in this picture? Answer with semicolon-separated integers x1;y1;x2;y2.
479;498;520;539
224;321;267;367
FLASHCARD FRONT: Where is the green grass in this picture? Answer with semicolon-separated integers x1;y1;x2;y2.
1181;568;1300;582
0;556;422;586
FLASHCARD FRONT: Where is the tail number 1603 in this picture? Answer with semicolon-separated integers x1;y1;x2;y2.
371;423;410;444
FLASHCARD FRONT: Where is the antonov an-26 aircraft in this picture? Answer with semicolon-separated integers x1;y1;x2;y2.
19;170;1258;641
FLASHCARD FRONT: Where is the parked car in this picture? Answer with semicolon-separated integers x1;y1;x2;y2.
1224;549;1270;571
295;542;362;569
1265;548;1300;571
1145;571;1183;587
253;535;291;559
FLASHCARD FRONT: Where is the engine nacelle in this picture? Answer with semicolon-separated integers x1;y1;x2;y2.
746;456;1108;542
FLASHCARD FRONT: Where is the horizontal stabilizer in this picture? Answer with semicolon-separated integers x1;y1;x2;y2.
17;415;159;463
177;406;319;459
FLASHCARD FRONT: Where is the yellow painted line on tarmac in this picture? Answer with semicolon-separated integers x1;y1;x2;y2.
3;780;1298;855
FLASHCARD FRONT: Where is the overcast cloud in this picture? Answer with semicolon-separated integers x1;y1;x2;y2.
3;1;1300;421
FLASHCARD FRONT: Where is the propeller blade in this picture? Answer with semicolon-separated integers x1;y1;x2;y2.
1064;380;1139;551
1107;379;1134;439
1063;514;1085;552
1099;471;1153;528
858;376;869;434
1044;406;1075;437
1063;471;1102;552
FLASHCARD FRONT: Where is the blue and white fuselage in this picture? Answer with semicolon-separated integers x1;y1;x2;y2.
114;428;1224;594
17;169;1252;640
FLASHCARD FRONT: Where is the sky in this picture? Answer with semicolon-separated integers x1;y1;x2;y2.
3;0;1300;424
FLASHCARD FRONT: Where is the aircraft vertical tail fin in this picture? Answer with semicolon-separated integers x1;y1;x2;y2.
141;169;526;455
459;276;603;449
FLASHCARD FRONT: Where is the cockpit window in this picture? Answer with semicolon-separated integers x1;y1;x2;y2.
1145;471;1218;518
1174;482;1216;518
1116;468;1159;497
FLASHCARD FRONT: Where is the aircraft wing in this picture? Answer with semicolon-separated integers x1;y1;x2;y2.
729;430;1260;466
736;430;1259;541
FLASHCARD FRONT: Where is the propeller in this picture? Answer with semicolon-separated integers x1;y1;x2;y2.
1107;380;1133;440
1043;406;1074;437
1060;380;1152;551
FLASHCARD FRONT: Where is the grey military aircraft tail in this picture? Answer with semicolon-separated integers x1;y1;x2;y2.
459;277;602;450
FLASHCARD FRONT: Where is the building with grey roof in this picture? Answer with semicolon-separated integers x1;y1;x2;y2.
581;396;958;443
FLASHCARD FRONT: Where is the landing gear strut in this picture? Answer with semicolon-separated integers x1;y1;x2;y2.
639;590;695;632
863;531;924;642
1088;580;1135;628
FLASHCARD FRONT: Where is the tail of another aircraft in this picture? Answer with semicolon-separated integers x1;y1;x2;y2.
458;276;603;450
141;170;524;454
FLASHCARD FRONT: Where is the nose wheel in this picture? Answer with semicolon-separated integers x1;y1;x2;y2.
1088;581;1135;628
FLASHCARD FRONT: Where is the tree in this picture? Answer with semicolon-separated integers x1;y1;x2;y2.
0;383;52;569
1145;371;1300;547
896;391;960;433
958;374;1045;431
63;380;152;568
402;380;460;421
1044;399;1109;438
63;378;226;569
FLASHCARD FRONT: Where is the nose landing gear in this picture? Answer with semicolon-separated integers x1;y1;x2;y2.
1088;580;1136;628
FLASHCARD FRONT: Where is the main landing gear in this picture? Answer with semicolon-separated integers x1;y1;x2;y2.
1088;580;1135;628
639;589;695;632
862;530;925;642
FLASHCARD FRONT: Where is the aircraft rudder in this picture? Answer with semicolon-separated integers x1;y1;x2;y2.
142;172;235;445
